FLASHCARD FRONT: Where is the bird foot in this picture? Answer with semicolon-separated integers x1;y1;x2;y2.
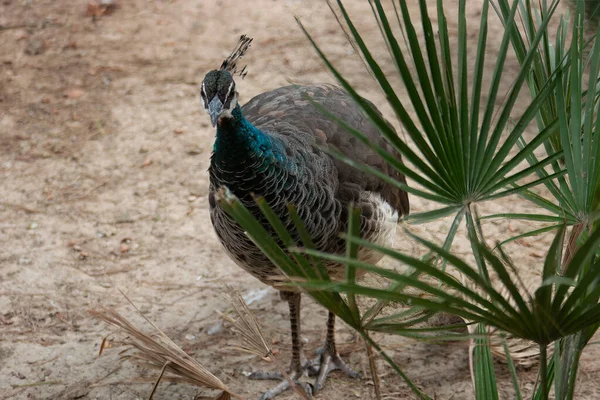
311;349;361;393
248;362;316;400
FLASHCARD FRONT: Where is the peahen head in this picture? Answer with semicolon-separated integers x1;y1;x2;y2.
201;69;238;127
201;35;252;128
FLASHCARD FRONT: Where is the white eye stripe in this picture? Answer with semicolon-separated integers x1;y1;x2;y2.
224;81;235;102
200;82;207;108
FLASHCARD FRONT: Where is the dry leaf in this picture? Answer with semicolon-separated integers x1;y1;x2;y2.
531;250;545;259
65;89;86;99
87;0;117;17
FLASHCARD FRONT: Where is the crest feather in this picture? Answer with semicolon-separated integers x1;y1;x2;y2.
220;35;253;79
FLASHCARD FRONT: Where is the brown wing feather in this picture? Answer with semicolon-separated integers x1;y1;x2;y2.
241;84;409;216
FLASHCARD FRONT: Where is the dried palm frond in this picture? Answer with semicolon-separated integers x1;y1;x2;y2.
461;276;554;368
221;285;272;358
483;326;553;368
221;285;311;400
90;306;243;400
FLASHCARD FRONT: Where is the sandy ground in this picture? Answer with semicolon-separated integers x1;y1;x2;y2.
1;1;599;399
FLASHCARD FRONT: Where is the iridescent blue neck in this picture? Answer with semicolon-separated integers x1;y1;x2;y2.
212;104;283;169
213;105;265;161
209;104;296;204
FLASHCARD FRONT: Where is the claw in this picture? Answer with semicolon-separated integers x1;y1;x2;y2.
312;351;361;393
250;365;314;400
246;297;359;399
258;378;312;400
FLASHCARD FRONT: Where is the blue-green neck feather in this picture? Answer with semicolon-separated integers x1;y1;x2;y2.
213;105;274;160
211;105;293;195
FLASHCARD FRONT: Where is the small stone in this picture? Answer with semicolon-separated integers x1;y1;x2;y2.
87;0;117;17
25;38;45;55
186;146;202;155
65;88;86;99
18;256;32;265
242;288;270;305
349;352;362;364
206;320;224;335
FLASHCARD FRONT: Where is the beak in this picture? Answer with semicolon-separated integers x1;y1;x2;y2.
208;97;223;127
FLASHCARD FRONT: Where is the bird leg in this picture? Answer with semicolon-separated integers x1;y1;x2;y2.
248;292;314;400
312;311;361;393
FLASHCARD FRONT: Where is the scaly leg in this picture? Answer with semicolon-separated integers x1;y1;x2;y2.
313;311;361;393
249;291;313;400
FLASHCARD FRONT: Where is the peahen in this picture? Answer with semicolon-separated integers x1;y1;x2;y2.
202;36;409;399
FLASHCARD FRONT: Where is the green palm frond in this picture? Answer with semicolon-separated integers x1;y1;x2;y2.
497;0;600;234
297;0;563;224
294;225;600;344
219;181;600;399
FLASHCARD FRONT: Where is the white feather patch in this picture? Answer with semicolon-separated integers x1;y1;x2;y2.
356;192;398;267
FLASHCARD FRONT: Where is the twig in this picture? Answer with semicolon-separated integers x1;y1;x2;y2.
28;355;59;366
0;201;41;214
365;339;381;400
60;182;107;203
0;23;32;31
12;380;63;388
148;361;170;400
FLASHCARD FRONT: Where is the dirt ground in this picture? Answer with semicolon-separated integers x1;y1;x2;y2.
1;1;599;399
